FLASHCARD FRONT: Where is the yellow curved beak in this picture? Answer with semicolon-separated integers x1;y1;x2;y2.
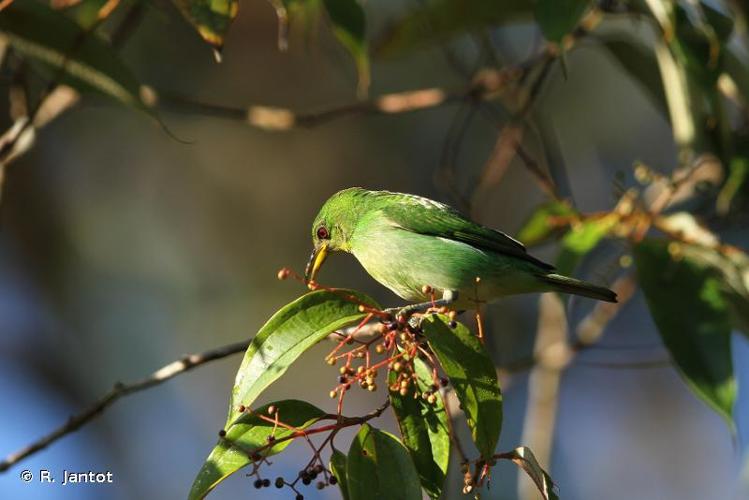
304;243;329;283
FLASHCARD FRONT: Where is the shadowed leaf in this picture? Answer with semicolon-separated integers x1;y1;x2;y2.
556;214;618;276
376;0;533;57
330;449;350;500
322;0;369;95
634;239;736;426
347;424;422;500
228;289;380;425
535;0;592;43
189;400;325;500
388;357;450;498
0;2;150;111
422;315;502;459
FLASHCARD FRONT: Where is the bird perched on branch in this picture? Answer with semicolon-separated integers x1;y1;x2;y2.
305;188;616;317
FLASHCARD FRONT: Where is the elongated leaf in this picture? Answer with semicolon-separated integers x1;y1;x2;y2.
376;0;533;57
498;446;559;500
330;449;350;500
388;357;450;498
599;37;668;116
634;239;736;425
347;424;422;500
172;0;239;50
190;400;325;500
535;0;592;43
517;200;577;247
322;0;369;95
422;315;502;459
556;214;618;276
228;289;379;425
0;2;149;110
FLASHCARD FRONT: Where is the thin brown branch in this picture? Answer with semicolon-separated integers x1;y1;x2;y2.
0;339;250;472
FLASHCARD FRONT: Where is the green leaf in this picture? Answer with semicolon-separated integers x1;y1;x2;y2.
346;424;422;500
516;200;577;247
330;449;350;500
172;0;239;51
555;214;618;276
376;0;533;57
227;289;379;425
634;239;736;426
598;36;668;116
388;357;450;498
322;0;369;95
422;315;502;459
498;446;559;500
0;2;150;111
189;399;326;500
535;0;592;43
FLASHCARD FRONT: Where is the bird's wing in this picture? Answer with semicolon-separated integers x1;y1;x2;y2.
380;193;555;271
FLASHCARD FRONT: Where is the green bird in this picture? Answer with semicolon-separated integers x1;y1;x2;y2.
305;188;616;315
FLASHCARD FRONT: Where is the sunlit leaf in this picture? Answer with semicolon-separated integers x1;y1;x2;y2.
330;449;350;500
172;0;239;51
346;424;422;500
227;289;379;425
634;239;736;426
422;314;502;459
189;400;325;500
555;214;618;276
376;0;533;57
388;357;450;498
498;446;559;500
516;200;577;247
535;0;592;43
0;2;150;110
322;0;369;95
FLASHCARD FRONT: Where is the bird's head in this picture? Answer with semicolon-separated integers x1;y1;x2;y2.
305;187;368;283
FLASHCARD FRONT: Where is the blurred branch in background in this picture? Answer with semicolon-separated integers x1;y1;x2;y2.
0;339;250;472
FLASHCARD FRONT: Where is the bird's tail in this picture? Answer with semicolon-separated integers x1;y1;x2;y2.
538;273;618;303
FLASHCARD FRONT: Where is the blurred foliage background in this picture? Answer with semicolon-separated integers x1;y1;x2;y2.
0;0;748;499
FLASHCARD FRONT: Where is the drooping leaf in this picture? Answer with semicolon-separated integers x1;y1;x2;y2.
598;36;668;116
388;357;450;498
535;0;592;43
422;315;502;459
227;289;380;425
189;400;326;500
498;446;559;500
634;239;736;426
0;2;150;110
555;214;618;276
172;0;239;51
322;0;369;95
346;424;422;500
330;449;350;500
376;0;533;57
516;200;577;247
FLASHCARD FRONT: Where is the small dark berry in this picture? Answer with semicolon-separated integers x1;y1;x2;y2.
296;495;304;500
262;479;271;488
253;479;263;489
430;384;438;391
329;476;338;485
218;429;226;437
302;477;311;485
448;320;458;329
309;470;318;480
275;477;284;488
387;321;398;331
316;481;325;490
267;435;276;443
338;375;347;384
251;453;261;461
313;464;324;474
440;377;449;387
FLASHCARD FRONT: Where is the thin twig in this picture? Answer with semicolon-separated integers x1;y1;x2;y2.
0;340;250;472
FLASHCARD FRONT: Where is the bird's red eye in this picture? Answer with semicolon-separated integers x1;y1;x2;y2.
316;227;330;239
